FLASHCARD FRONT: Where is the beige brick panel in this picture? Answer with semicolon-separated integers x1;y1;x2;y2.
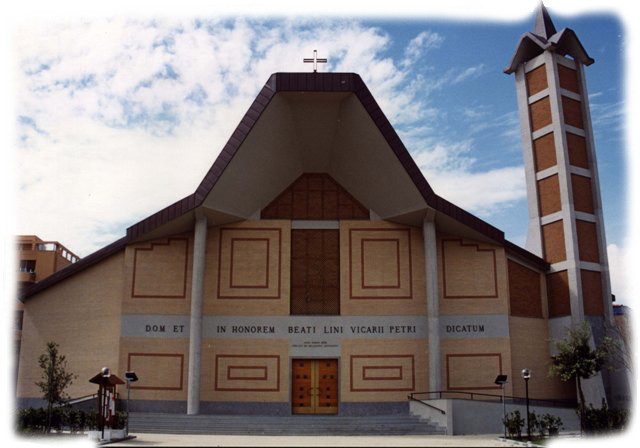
119;337;189;401
441;338;512;396
204;220;291;316
341;339;428;402
18;253;125;399
340;221;426;316
200;339;289;402
437;234;509;316
509;317;576;401
123;233;193;316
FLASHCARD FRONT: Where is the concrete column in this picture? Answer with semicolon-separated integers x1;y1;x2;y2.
187;212;208;415
423;212;441;393
514;55;544;257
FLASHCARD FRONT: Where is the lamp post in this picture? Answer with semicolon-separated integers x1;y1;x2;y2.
124;371;138;436
101;367;110;441
521;368;531;440
494;375;508;439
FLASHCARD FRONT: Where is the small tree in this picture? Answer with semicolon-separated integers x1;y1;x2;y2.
35;342;78;433
549;322;617;432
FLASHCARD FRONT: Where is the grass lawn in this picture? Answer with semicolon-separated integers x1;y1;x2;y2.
12;434;89;446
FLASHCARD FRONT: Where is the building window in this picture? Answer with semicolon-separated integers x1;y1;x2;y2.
37;243;57;251
18;260;36;273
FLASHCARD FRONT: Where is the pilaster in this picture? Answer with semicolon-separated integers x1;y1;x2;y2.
187;211;208;415
423;211;441;392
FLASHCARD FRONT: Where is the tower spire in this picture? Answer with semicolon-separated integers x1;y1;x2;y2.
533;1;557;39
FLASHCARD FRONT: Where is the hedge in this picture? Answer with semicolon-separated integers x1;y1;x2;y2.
16;407;126;434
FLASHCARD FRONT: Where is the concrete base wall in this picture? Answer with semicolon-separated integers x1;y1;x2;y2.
16;399;411;417
410;399;579;435
340;402;409;416
409;399;451;432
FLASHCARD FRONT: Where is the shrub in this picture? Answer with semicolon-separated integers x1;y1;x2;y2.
85;409;100;430
112;411;127;430
527;411;544;438
67;409;81;433
16;407;125;434
503;410;525;439
541;413;564;435
584;400;629;434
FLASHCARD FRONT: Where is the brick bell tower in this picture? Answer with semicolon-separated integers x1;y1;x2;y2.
506;2;622;406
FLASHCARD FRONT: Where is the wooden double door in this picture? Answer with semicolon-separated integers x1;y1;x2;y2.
292;359;338;414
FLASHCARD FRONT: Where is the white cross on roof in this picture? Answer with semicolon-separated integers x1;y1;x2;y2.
303;50;328;73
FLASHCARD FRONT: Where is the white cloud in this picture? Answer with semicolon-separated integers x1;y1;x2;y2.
450;64;485;84
400;31;444;68
12;17;529;256
422;163;526;216
589;99;625;136
607;243;631;306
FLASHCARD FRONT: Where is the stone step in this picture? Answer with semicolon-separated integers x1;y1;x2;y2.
128;412;446;435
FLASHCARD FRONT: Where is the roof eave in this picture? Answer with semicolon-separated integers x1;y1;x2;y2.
504;33;550;74
504;239;550;271
19;236;129;302
549;28;595;66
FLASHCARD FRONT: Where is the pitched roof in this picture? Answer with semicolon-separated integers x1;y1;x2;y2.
505;3;594;74
19;72;549;301
533;1;557;39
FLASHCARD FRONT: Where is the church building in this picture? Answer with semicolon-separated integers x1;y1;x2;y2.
16;4;628;417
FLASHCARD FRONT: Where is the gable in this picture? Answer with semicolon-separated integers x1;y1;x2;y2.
261;173;369;220
20;72;549;301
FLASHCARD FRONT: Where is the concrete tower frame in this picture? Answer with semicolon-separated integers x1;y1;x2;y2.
506;2;616;406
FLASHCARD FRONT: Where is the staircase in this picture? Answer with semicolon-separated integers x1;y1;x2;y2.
129;412;446;435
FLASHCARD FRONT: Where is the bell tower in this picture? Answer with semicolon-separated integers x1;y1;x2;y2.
505;2;616;405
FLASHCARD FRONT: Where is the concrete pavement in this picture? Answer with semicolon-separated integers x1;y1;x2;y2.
109;433;525;446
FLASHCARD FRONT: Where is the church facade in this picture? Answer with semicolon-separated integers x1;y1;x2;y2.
16;5;628;415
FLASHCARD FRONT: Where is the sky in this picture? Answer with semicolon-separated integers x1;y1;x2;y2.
3;1;635;308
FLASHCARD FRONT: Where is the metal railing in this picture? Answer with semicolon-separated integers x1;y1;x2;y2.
407;395;446;414
409;390;577;408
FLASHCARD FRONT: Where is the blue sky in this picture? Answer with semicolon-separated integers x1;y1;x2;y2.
1;1;635;307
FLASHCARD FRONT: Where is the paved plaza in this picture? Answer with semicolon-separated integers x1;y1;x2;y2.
108;433;528;447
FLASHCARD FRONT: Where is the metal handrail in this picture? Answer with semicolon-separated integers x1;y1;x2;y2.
409;390;577;408
407;395;446;414
53;393;98;407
